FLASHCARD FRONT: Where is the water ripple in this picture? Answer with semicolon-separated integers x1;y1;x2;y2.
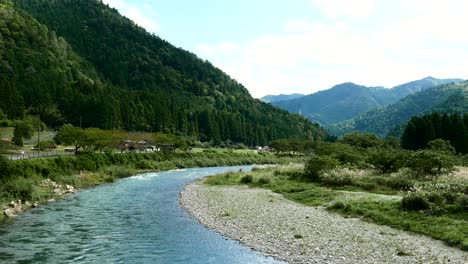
0;166;283;264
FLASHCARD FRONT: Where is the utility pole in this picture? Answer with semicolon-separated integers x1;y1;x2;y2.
37;114;41;156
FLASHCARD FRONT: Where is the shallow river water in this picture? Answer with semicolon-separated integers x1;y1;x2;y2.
0;166;283;263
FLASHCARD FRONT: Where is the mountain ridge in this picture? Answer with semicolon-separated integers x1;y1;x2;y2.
327;81;468;137
270;77;463;126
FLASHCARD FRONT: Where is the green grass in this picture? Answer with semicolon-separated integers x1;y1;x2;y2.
203;165;468;250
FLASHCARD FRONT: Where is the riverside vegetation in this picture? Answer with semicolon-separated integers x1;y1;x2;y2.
0;150;301;222
203;136;468;251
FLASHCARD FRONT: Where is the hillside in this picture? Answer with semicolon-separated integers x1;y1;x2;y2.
328;81;468;137
271;77;462;125
260;93;304;103
0;0;325;145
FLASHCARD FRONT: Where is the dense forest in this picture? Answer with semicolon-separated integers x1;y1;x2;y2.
0;0;325;146
402;113;468;154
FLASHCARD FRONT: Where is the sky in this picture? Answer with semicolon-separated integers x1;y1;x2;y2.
101;0;468;98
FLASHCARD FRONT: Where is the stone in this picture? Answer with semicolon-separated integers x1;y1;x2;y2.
4;208;16;218
47;199;56;203
32;202;39;208
25;201;31;207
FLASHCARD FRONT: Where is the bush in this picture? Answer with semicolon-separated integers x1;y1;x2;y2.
257;177;271;185
405;150;456;179
367;149;405;174
456;195;468;211
35;140;57;150
1;177;36;201
401;192;430;211
0;155;12;179
304;155;339;181
328;201;345;210
240;174;253;184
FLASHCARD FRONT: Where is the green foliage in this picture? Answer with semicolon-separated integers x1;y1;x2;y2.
427;139;456;154
337;132;384;149
34;140;55;150
405;150;456;179
12;121;33;146
270;138;314;154
313;141;367;167
367;149;405;174
401;193;431;211
240;174;253;184
54;124;85;151
402;113;468;154
304;155;339;181
402;183;466;212
0;155;12;179
257;176;271;185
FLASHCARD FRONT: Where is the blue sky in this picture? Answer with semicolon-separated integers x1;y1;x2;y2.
103;0;468;98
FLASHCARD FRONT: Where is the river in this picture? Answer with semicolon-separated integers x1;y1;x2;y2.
0;166;283;263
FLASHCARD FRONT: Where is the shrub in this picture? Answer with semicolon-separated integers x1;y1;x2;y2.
240;174;253;184
35;140;56;150
401;192;430;211
304;155;339;181
1;177;36;201
320;173;355;187
427;139;456;154
405;150;456;179
328;201;345;210
456;195;468;211
0;155;12;179
367;149;405;174
337;132;384;149
257;177;271;185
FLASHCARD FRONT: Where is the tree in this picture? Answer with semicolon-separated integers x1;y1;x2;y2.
54;124;85;152
304;155;339;181
427;139;455;154
405;150;455;180
12;121;33;147
337;132;384;149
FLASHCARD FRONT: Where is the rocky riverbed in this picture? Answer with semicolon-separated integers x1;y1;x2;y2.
2;179;75;219
180;183;468;264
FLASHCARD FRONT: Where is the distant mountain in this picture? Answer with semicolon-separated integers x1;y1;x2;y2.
260;93;304;103
1;0;325;146
271;77;463;126
328;81;468;137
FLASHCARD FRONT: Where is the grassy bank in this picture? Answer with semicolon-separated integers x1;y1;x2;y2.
0;151;301;222
203;164;468;250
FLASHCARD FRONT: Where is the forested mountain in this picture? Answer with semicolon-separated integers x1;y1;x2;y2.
0;0;325;146
260;93;304;103
271;77;462;126
328;81;468;137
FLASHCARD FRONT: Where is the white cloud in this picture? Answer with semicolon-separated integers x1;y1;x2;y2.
102;0;160;33
311;0;377;20
195;1;468;98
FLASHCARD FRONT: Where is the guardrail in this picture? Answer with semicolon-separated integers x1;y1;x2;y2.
3;151;76;160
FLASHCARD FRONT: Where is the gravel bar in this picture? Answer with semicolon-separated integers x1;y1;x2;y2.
180;183;468;264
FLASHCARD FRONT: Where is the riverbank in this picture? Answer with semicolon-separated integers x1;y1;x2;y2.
181;182;468;263
1;151;301;222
